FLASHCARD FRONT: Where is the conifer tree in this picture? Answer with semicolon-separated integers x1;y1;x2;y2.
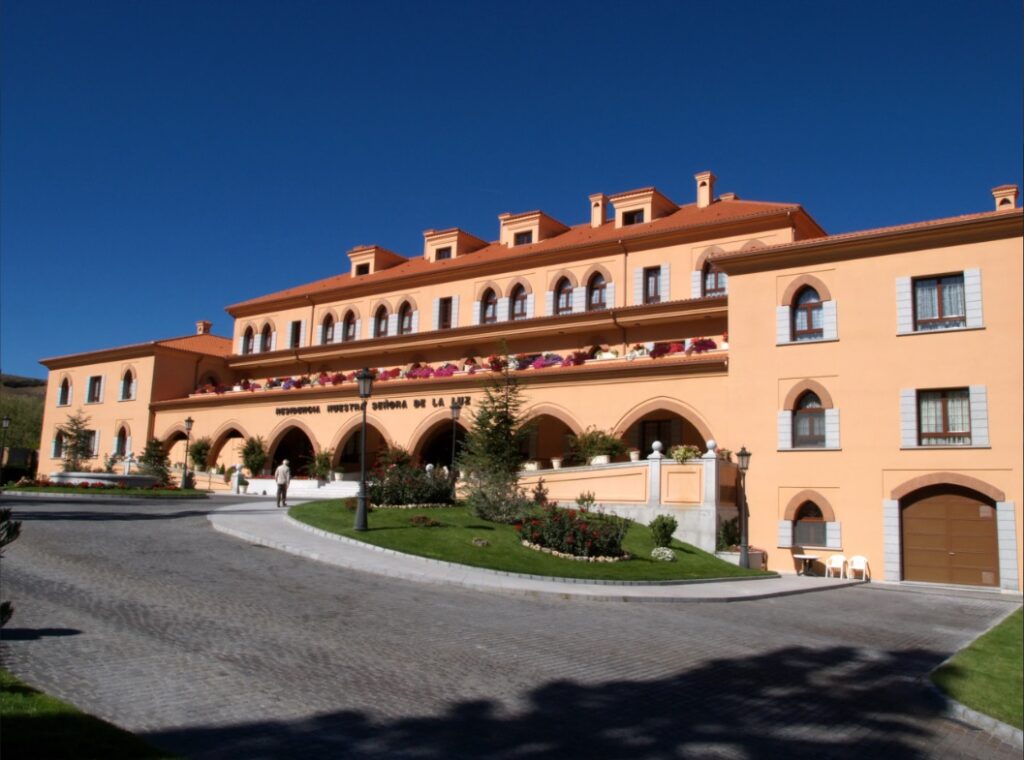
57;409;94;472
138;438;171;485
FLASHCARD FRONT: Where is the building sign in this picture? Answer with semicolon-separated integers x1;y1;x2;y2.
274;395;471;417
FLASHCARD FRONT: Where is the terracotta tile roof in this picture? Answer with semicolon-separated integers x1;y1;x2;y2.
710;207;1023;264
156;334;234;356
41;333;233;365
228;198;804;312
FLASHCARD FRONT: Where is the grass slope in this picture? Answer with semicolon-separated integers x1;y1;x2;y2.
0;669;177;759
291;501;767;581
931;608;1023;730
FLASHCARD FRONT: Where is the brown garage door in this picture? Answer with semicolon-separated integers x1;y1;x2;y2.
902;486;999;587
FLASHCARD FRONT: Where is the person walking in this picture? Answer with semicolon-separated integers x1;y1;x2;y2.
275;459;291;508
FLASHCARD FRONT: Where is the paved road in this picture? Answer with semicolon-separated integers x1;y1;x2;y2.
1;496;1019;759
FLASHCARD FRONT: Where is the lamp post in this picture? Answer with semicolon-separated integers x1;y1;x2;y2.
182;417;194;489
354;368;375;531
449;402;462;479
0;415;11;487
736;446;752;569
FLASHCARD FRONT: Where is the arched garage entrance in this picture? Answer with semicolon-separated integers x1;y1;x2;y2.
901;484;1000;588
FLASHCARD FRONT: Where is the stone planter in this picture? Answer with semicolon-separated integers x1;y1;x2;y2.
332;472;343;482
589;454;610;466
715;550;766;570
523;461;540;471
232;385;243;392
550;458;562;470
628;450;641;462
239;483;249;494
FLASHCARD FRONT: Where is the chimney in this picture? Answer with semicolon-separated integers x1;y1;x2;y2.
589;193;607;228
992;184;1019;211
196;320;212;335
695;171;716;208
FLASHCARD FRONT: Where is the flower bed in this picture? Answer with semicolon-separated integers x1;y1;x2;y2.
519;539;630;563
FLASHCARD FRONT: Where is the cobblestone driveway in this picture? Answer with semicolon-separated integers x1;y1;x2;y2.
1;496;1019;759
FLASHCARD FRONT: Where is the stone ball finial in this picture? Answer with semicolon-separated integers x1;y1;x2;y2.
706;439;717;452
425;464;434;472
651;441;663;453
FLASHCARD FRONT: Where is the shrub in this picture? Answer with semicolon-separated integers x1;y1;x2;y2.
189;437;212;470
463;475;533;524
531;477;549;504
569;427;627;463
138;439;171;485
309;450;333;481
368;450;454;506
57;409;94;472
241;436;268;476
651;547;676;562
576;491;595;510
516;504;628;558
649;514;678;548
717;516;741;551
669;444;702;463
408;514;441;527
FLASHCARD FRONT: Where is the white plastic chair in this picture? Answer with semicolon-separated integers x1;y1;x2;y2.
848;555;870;580
824;554;847;578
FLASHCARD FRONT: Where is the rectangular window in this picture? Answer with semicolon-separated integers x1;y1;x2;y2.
640;419;672;457
622;209;645;226
914;274;966;331
513;231;533;246
793;410;825;448
794;520;826;547
86;376;102;403
289;321;302;348
435;247;452;261
438;297;453;329
918;388;971;445
643;267;661;304
355;263;370;276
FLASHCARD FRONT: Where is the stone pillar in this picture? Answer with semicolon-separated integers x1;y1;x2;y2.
646;441;663;506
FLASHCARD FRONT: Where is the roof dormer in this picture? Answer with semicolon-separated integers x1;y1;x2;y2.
347;244;406;278
498;210;569;247
423;228;489;262
608;187;678;228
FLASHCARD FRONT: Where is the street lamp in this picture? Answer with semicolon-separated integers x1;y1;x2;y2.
736;446;752;569
182;417;194;489
0;415;11;487
449;402;462;479
354;368;375;531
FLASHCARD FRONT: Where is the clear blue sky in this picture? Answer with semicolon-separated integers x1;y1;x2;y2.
2;0;1021;379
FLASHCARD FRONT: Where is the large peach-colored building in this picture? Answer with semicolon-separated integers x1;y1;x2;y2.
39;174;1023;591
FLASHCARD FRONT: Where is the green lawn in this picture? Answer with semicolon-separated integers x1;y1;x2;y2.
931;608;1023;729
3;486;208;499
290;501;769;581
0;668;177;759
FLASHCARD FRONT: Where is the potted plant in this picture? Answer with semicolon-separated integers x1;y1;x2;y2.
241;436;268;478
550;457;563;470
523;460;540;471
237;473;249;494
310;450;333;483
628;447;641;462
669;444;702;463
332;470;344;482
570;427;627;466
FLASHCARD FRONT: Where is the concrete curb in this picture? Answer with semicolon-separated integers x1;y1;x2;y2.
207;503;866;603
1;490;209;500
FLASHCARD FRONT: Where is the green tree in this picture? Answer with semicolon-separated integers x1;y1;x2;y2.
241;436;268;477
0;393;43;451
56;409;94;472
1;507;23;626
189;436;212;471
458;360;532;523
138;439;171;485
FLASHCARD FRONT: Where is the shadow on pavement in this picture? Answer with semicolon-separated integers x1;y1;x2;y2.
1;628;83;641
140;645;968;760
10;509;213;522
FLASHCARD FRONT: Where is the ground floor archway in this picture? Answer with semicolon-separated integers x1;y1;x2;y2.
270;427;316;477
621;409;705;458
333;424;388;475
522;413;576;465
413;420;468;470
901;484;1000;587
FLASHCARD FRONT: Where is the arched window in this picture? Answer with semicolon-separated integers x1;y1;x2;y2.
702;261;727;297
793;501;826;546
587;272;606;311
53;430;65;459
242;327;255;355
510;284;528;320
120;370;135;401
480;289;497;324
793;391;825;448
342;311;357;342
792;287;823;341
58;378;71;406
374;306;389;338
115;427;129;456
398;302;413;335
260;325;273;352
322;314;334;344
555;277;573;315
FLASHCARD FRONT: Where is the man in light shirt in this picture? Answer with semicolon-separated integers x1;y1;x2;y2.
275;459;291;508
